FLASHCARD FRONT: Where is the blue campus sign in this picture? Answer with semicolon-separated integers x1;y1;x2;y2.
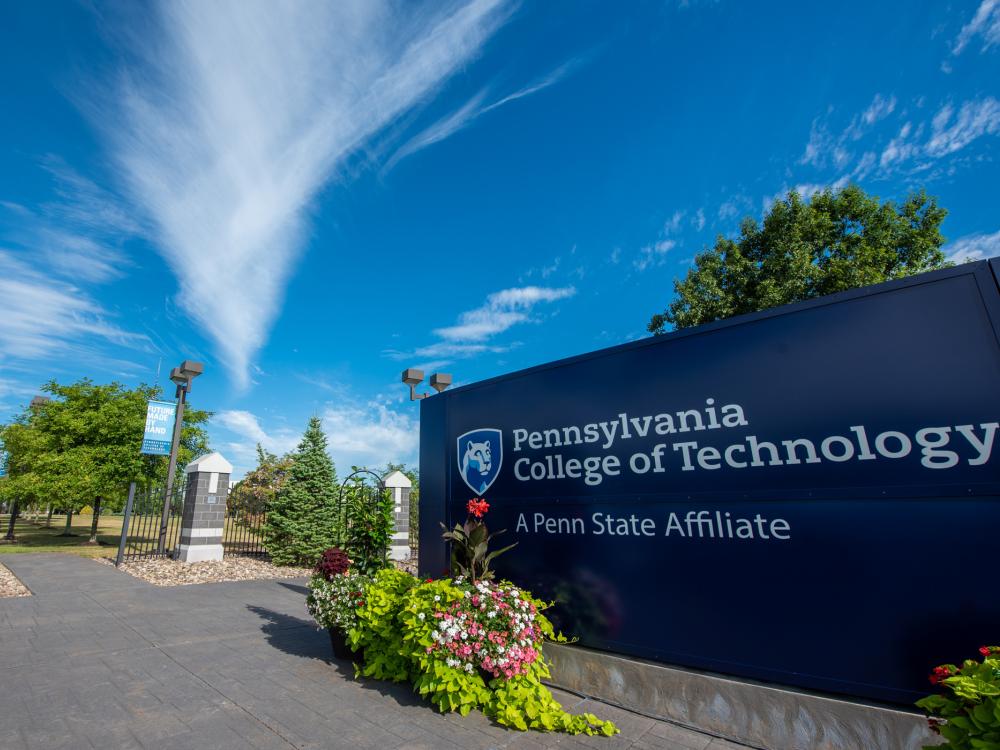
419;258;1000;705
141;400;176;456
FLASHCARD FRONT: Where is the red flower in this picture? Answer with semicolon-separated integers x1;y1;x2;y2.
467;498;490;518
425;578;433;583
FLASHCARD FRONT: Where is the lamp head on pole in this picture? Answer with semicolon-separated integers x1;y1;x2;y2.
170;360;205;392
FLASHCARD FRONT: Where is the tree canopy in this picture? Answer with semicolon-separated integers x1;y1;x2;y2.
230;444;293;515
0;379;211;518
648;185;949;334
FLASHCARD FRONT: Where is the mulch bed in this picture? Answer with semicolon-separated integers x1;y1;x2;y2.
105;557;312;586
0;562;31;597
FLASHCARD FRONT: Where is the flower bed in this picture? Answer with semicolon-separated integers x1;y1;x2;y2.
306;498;618;736
309;566;617;735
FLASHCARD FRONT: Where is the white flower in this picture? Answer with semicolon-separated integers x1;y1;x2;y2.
460;631;468;640
439;622;448;631
433;595;440;602
464;591;471;598
418;612;425;620
465;663;474;673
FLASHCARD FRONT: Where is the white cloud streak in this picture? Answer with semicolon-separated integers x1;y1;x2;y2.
0;250;149;362
387;59;579;169
102;0;513;388
925;98;1000;156
943;229;1000;263
952;0;1000;56
433;286;576;342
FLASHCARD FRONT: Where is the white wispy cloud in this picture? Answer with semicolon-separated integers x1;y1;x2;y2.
100;0;514;388
951;0;1000;56
213;409;302;475
0;250;149;362
633;240;675;272
323;400;419;471
943;229;1000;263
434;286;576;341
925;98;1000;157
386;58;580;169
796;94;1000;189
384;284;573;368
799;94;896;169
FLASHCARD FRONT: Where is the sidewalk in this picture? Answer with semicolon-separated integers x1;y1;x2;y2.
0;554;748;750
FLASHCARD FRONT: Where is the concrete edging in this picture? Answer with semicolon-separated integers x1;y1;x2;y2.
543;643;940;750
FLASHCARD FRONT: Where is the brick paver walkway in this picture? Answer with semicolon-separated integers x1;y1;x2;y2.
0;554;747;750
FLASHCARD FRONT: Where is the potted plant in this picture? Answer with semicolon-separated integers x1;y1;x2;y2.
306;547;369;661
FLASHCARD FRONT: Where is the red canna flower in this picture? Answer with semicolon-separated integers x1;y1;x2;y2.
467;498;490;518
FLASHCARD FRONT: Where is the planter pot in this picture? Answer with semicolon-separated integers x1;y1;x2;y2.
328;628;361;662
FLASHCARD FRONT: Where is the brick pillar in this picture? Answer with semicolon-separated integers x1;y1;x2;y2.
383;470;412;561
175;452;232;563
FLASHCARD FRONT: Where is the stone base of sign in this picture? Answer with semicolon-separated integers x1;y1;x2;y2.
174;543;224;563
543;643;941;750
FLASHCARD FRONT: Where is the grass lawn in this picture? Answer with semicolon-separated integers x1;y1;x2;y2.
0;513;125;557
0;513;266;558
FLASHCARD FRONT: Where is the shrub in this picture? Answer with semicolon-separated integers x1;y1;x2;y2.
316;547;350;580
342;569;618;736
917;645;1000;748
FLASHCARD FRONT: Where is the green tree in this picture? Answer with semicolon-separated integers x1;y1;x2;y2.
648;185;949;333
0;379;210;542
230;444;293;516
264;417;339;566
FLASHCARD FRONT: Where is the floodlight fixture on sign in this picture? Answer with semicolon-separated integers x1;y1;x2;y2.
401;368;453;400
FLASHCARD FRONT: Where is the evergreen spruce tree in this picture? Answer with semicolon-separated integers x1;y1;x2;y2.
264;417;339;566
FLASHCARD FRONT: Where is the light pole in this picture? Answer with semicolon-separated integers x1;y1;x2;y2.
157;360;204;554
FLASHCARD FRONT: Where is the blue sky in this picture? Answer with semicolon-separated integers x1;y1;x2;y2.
2;0;999;478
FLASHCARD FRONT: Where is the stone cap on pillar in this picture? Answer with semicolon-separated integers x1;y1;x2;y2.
185;451;233;475
383;470;412;489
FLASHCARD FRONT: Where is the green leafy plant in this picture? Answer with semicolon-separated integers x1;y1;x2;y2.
344;569;618;736
342;475;394;576
440;499;516;582
917;645;1000;749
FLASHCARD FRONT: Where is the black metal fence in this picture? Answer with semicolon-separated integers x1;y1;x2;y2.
115;483;187;565
223;490;268;559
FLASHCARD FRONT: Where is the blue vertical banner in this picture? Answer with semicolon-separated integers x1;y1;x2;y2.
141;400;176;456
0;449;8;478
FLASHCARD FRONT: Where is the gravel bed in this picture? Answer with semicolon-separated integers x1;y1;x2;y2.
106;557;312;586
0;562;31;597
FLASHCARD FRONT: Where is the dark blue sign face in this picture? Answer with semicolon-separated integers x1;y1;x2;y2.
419;261;1000;705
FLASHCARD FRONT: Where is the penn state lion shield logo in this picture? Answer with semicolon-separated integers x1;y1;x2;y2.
457;428;503;495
